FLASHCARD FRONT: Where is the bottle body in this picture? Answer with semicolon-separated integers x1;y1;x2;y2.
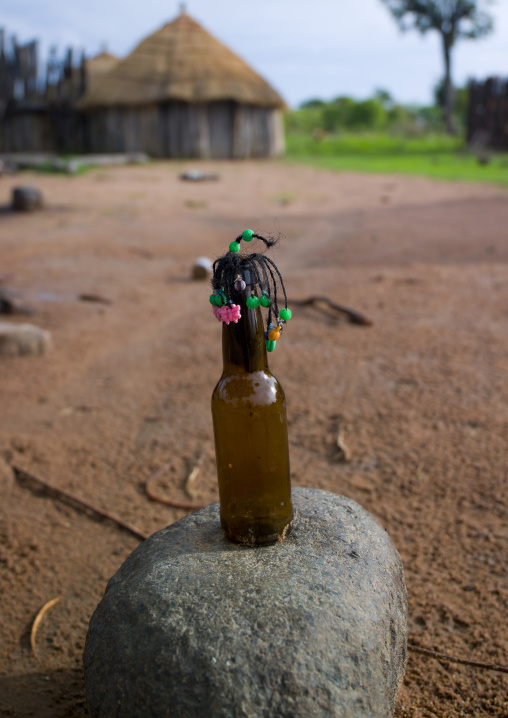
211;292;293;545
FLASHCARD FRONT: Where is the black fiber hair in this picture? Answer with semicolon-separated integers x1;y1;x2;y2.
211;233;289;332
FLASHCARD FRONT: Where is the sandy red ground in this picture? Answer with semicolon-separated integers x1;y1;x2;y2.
0;161;507;717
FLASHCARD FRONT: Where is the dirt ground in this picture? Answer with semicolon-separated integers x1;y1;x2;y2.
0;160;507;717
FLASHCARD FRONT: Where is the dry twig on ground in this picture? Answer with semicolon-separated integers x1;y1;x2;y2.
288;296;372;326
13;465;148;541
78;293;112;305
30;596;62;658
408;642;508;674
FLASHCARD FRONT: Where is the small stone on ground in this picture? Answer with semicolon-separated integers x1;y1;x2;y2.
191;256;213;279
0;322;52;356
12;186;43;212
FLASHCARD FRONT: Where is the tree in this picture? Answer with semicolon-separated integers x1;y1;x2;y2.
381;0;494;133
299;98;325;109
434;77;470;128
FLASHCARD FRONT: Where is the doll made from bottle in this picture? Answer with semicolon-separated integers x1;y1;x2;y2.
210;230;293;546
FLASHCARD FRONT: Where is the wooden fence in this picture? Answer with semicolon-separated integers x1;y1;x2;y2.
467;77;508;150
0;29;85;152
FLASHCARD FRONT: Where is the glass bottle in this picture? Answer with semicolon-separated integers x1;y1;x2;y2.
211;271;293;545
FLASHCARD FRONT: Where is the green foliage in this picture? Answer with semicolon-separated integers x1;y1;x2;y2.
380;0;494;44
284;107;324;134
285;91;450;136
434;79;470;128
284;85;508;189
349;99;389;130
299;98;325;109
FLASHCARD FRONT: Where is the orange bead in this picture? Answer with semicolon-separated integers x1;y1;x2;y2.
268;327;280;341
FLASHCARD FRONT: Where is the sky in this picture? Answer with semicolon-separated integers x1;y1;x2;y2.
2;0;507;108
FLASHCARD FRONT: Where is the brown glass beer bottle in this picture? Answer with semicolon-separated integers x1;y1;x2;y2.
211;272;293;545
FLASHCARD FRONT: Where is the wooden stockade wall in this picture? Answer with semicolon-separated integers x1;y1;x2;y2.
467;77;508;150
0;30;86;153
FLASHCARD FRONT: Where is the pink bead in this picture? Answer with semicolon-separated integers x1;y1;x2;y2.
212;304;242;325
234;279;246;291
229;304;242;323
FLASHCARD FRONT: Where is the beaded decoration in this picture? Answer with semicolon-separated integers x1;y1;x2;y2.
209;229;292;352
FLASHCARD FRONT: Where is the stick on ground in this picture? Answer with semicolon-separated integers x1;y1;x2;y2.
408;642;508;674
13;465;148;541
288;296;372;326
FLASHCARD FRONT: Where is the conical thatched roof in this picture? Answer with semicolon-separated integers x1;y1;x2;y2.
86;51;120;77
79;13;285;110
85;52;120;93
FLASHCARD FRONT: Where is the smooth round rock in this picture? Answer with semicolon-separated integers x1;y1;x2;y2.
84;488;407;718
191;257;213;280
12;186;43;212
0;322;52;356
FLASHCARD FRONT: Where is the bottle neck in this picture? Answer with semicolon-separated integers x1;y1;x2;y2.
222;281;268;374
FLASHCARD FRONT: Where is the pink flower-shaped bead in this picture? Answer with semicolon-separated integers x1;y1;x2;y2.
212;304;242;325
229;304;242;323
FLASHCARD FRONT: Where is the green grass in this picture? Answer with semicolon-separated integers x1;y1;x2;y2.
30;160;93;175
285;132;508;188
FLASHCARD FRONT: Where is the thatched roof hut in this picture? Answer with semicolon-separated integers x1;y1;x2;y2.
78;12;286;158
85;52;120;92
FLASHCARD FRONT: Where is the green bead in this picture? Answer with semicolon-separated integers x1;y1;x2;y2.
209;294;217;305
246;295;260;309
279;308;292;321
229;241;241;253
218;293;227;306
266;339;276;352
260;294;271;307
242;229;254;242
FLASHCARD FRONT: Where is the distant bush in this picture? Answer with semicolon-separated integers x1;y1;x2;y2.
299;98;326;109
284;91;456;138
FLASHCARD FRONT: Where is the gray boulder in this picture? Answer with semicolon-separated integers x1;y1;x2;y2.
0;322;52;356
12;186;43;212
84;488;407;718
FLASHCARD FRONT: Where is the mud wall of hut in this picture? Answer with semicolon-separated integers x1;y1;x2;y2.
1;101;285;158
82;101;284;158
